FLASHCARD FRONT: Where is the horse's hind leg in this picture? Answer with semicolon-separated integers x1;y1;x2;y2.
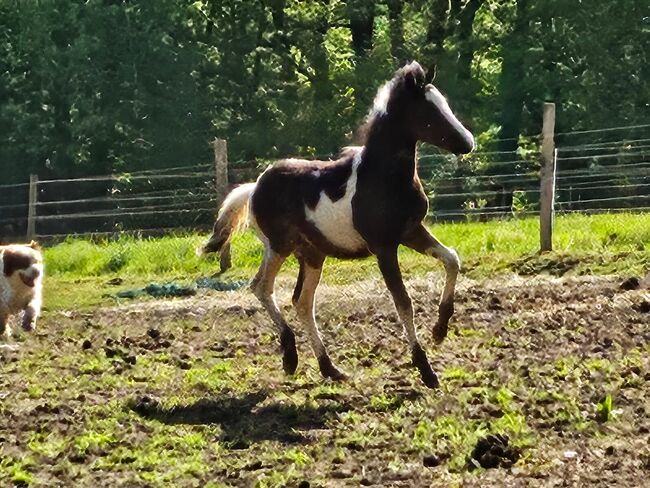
293;255;347;381
402;224;460;343
376;247;439;389
250;244;298;375
291;258;306;307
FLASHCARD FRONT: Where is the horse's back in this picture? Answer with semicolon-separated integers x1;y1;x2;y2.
251;150;368;257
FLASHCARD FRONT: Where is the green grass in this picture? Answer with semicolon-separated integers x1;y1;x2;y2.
42;213;649;310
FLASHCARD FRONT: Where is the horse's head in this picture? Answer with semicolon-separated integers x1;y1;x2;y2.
380;61;475;155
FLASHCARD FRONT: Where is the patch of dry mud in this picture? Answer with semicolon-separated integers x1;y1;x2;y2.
3;272;649;487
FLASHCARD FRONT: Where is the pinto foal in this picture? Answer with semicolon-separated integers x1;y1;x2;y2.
204;61;474;388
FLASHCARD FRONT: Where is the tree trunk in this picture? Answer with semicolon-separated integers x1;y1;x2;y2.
494;0;529;212
456;0;483;84
387;0;405;65
348;0;375;58
347;1;375;116
425;0;451;62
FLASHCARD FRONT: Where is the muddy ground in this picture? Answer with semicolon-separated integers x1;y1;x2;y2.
1;273;649;487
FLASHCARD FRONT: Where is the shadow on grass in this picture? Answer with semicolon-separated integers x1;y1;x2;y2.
129;390;349;446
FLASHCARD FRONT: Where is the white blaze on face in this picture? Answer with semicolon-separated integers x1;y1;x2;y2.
425;86;475;149
304;152;367;252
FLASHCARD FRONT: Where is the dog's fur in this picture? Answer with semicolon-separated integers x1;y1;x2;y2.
0;242;44;337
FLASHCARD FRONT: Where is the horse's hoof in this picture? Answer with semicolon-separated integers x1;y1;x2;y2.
432;321;448;344
318;356;348;381
420;369;440;389
282;352;298;375
434;301;454;343
280;327;298;375
412;343;440;389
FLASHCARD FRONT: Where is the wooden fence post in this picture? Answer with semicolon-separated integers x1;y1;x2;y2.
212;138;232;271
539;102;556;252
26;174;38;241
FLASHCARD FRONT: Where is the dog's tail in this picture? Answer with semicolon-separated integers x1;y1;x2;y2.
203;183;256;254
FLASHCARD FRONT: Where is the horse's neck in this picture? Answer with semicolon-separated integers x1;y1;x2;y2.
363;121;417;179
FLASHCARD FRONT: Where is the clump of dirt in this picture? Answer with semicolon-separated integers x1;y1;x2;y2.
633;300;650;313
619;276;640;290
467;434;520;470
113;328;174;352
99;329;175;370
422;453;449;468
510;253;582;276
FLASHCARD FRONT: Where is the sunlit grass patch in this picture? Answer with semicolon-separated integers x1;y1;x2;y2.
40;213;649;311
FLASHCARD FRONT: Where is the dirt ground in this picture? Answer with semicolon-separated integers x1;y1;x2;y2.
1;272;649;487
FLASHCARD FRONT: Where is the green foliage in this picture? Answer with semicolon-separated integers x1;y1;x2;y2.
0;0;647;185
595;394;614;423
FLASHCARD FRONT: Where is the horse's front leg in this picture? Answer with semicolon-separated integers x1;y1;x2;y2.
402;224;461;343
376;247;439;389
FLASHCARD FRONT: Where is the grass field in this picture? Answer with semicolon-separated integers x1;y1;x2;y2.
1;213;649;487
42;213;649;310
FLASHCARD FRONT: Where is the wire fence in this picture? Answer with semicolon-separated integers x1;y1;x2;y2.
419;122;650;221
0;122;648;241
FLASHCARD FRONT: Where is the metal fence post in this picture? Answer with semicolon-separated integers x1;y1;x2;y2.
540;102;556;252
26;174;38;241
212;138;232;271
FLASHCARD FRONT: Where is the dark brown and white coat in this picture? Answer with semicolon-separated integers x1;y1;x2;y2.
204;61;474;388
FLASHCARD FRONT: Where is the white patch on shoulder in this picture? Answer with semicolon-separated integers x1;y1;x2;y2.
304;152;367;252
425;86;475;148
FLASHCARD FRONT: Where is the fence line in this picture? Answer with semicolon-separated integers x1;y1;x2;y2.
35;191;216;208
560;176;650;188
35;171;214;185
558;141;650;152
556;151;650;162
0;182;30;190
555;123;650;137
34;206;216;221
1;117;648;246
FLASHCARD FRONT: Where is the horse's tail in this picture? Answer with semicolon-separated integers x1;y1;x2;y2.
203;182;256;254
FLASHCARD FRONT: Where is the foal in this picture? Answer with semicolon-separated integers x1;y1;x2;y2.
204;61;474;388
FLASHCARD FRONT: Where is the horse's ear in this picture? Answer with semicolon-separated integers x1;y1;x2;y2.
425;63;437;83
403;61;426;91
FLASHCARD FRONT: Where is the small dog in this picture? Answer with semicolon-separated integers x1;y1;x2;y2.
0;241;44;337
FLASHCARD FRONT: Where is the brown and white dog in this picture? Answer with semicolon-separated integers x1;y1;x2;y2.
0;242;44;337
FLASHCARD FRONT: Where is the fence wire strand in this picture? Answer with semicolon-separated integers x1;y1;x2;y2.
3;121;648;238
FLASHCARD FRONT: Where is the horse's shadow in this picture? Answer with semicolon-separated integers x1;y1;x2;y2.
129;390;350;446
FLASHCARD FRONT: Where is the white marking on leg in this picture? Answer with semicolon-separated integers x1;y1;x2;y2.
396;302;419;348
304;152;367;251
294;264;327;358
251;246;288;333
427;242;460;304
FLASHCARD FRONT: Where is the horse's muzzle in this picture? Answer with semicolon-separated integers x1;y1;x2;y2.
453;132;475;155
